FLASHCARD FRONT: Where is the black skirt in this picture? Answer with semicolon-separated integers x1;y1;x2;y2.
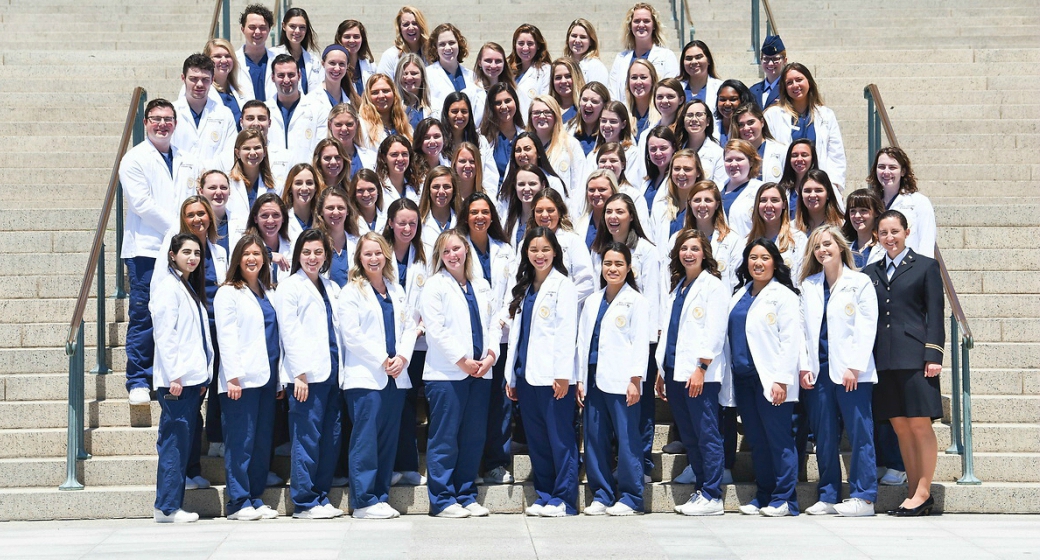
873;369;942;421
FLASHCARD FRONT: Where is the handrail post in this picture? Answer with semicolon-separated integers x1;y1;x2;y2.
958;342;981;484
221;0;231;40
864;87;879;177
750;0;761;64
679;0;685;47
75;322;90;462
90;245;110;374
946;317;963;454
59;323;87;490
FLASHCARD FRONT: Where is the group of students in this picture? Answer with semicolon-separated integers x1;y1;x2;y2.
121;2;946;523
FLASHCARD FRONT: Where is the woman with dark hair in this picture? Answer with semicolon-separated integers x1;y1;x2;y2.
726;238;803;517
308;45;358;117
764;63;847;189
349;168;386;234
281;163;319;244
865;210;945;517
676;100;726;186
591;101;642;185
842;188;885;269
720;139;763;239
714;79;753;145
441;92;498;185
678;40;722;108
426;23;480;122
570;81;610;156
732;103;787;184
245;192;292;283
314;187;360;288
527;188;596;305
777;138;818;215
480;82;526;181
657;229;728;516
747;182;808;274
578;242;650;516
412;117;450;183
151;233;213;523
336;19;376;96
274;7;323;95
276;229;345;519
508;23;553;117
505;227;580;517
418;166;458;252
867;146;935;258
376;133;421;210
794;169;844;234
639;126;677;216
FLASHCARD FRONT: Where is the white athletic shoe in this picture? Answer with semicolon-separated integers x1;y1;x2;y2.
679;494;724;516
483;466;514;484
583;501;608;516
879;469;907;486
464;502;490;517
434;503;471;518
154;508;199;523
675;491;701;513
805;501;838;515
834;498;875;517
760;503;792;517
524;504;544;516
672;465;697;485
538;503;568;517
292;506;336;519
184;477;199;490
128;387;151;405
353;503;395;519
227;506;262;521
737;503;760;515
376;502;401;518
255;504;279;519
323;503;346;518
606;502;639;516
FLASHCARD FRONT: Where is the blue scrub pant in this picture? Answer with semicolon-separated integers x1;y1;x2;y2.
583;366;643;511
424;376;490;515
732;373;799;513
516;376;579;514
665;371;724;501
124;257;155;391
394;350;425;472
205;325;223;445
484;343;512;471
638;345;658;476
288;376;342;511
875;422;905;471
154;384;203;514
345;378;406;509
721;406;737;469
804;372;878;503
220;376;278;514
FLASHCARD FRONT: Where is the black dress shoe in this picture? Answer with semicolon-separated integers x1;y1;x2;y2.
895;496;934;517
886;506;907;516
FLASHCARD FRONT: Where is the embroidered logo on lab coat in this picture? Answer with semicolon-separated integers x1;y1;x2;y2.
615;315;626;328
766;312;777;325
539;306;550;319
693;306;704;319
305;129;313;139
416;274;425;287
718;260;726;271
210;131;220;143
772;166;781;177
845;303;855;317
559;160;569;173
784;257;792;268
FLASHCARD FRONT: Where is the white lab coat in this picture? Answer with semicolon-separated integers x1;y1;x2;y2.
514;63;551;119
376;47;403;79
681;76;723;113
722;279;803;405
887;192;936;258
235;46;277;102
504;268;578;387
467;237;515;314
286;207;313;245
419;269;502;381
723;178;763;240
337;279;417;391
583;142;642;193
577;284;650;394
578;57;610;87
171;97;238;173
590;237;661;342
177;81;253;114
213;284;281;393
608;46;679;103
655;269;729;384
420;210;456;256
275;269;341;384
309;86;353;132
150;272;214;389
355;210;388;235
270;46;326;97
798;268;878;385
265;96;323;168
546;136;588;214
764;105;846;189
391;245;430;351
757;138;788;184
380;179;421;212
119;140;203;259
226;176;277;229
425;61;482;122
662;228;745;296
150;232;228;296
696;139;728;188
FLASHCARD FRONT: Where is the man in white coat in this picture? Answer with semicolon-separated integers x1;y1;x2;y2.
120;99;204;404
172;53;237;173
266;54;322;170
236;4;276;102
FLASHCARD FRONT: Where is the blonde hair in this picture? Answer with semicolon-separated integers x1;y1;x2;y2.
204;38;242;95
663;151;704;222
622;3;666;51
564;18;601;59
392;6;429;59
527;95;575;167
430;230;474;280
349;232;397;286
799;224;857;281
358;74;413;148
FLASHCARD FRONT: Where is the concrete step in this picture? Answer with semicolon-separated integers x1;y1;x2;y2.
1;370;128;401
1;319;124;350
2;272;119;299
935;423;1040;453
0;230;114;256
938;368;1040;395
0;298;123;325
943;394;1040;423
0;396;151;430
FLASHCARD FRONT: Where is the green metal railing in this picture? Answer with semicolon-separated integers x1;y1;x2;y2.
61;87;147;491
750;0;779;72
864;83;980;486
209;0;231;40
671;0;695;45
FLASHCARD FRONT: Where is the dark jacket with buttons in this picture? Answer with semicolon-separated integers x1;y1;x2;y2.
865;248;945;371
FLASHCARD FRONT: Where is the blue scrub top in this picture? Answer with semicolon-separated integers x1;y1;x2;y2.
684;83;707;103
669;208;686;239
349;150;363;178
461;281;484;360
445;65;466;92
513;286;538;378
664;277;694;372
791;112;817;143
721;180;749;215
584;219;598;250
219;90;243;131
514;222;527;246
727;288;757;377
296;56;308;95
396;247;409;288
277;97;300;147
575;131;596;156
473;243;492;283
216;216;230;254
316;280;339;381
406;105;423;131
643;177;663;210
160;150;174;177
493;133;513;180
254;289;280;378
587;296;611;366
328;245;350;287
203;250;218;317
851;239;872;269
633;108;650;138
374;286;397;358
352;62;365;97
244;51;269;101
561;106;577;123
247;178;259;210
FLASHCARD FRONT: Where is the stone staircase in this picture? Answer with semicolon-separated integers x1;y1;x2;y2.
1;0;1038;520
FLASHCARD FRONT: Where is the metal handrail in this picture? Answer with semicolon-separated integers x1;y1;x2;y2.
751;0;780;67
61;87;147;491
209;0;232;40
675;0;695;44
863;83;980;485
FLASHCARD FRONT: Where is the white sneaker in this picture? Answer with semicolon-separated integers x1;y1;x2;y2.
644;474;652;484
834;498;875;517
376;502;401;518
879;469;907;486
738;503;760;515
274;443;291;457
760;503;792;517
675;491;701;513
266;472;284;487
154;508;199;523
395;471;426;486
353;503;395;519
323;504;346;518
191;476;210;489
721;469;734;485
672;465;697;485
292;506;335;519
679;494;725;516
184;477;199;490
129;387;151;405
584;501;608;516
227;506;262;521
606;502;639;516
464;502;490;517
434;503;471;518
483;466;514;484
524;504;544;516
331;476;350;487
539;503;568;517
806;501;838;515
662;440;685;454
255;505;279;519
207;442;225;457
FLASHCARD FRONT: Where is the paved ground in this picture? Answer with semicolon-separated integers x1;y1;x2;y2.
2;514;1037;559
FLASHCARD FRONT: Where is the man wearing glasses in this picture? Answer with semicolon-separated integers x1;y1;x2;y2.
119;99;203;405
751;35;786;110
